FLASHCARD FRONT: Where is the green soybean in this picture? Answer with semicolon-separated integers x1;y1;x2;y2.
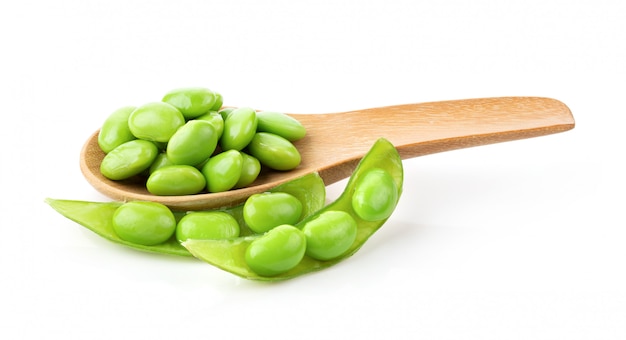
221;107;257;151
112;201;176;246
243;192;303;234
352;168;399;221
302;210;357;261
195;111;224;138
98;106;137;153
182;138;403;281
211;92;223;111
128;102;185;143
244;225;307;277
218;107;235;120
146;165;206;196
247;132;301;171
148;152;174;174
46;172;326;257
176;211;240;243
201;150;243;193
234;152;261;188
162;87;217;119
166;120;218;166
100;139;159;180
256;111;306;141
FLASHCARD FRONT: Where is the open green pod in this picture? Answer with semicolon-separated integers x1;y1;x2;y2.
45;172;326;257
183;138;403;280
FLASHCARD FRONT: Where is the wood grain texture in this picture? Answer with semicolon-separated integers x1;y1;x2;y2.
80;97;574;210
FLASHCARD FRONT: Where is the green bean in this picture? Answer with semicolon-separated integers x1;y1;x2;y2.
245;225;306;276
210;92;223;111
128;102;185;143
146;165;207;196
256;111;306;141
183;138;403;280
352;167;399;221
148;152;174;174
96;88;310;195
46;172;326;257
234;152;261;188
166;120;218;166
218;107;235;120
176;211;240;243
195;111;224;139
302;210;357;261
246;132;301;171
201;149;243;193
243;192;303;233
100;139;159;180
162;87;218;119
112;201;177;246
220;107;257;151
97;106;136;153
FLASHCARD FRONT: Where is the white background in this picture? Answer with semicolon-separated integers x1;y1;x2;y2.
1;0;624;339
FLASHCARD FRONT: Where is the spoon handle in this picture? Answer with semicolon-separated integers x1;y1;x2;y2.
293;97;574;183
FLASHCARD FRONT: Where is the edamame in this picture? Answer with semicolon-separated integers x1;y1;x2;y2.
183;138;403;280
235;152;261;188
176;211;240;243
162;87;219;119
147;165;207;196
100;139;158;180
196;111;224;138
247;132;301;171
302;210;357;261
243;192;303;233
112;201;176;246
352;167;399;221
166;120;218;166
128;102;185;142
244;225;307;277
256;111;306;141
98;106;136;153
96;88;307;195
46;173;326;257
221;107;257;151
201;149;243;193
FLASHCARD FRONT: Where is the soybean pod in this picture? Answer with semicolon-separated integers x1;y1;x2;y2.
46;173;326;257
183;138;403;281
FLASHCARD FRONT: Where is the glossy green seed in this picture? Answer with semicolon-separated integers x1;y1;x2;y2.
147;165;206;196
256;111;306;141
234;152;261;188
98;106;137;153
148;153;174;174
246;132;301;171
100;139;159;180
179;139;402;281
128;102;185;143
243;192;303;234
176;211;240;243
166;120;218;166
245;224;306;276
162;87;217;119
201;150;243;193
195;111;224;138
219;107;235;120
221;107;257;151
210;92;223;111
47;172;325;258
302;210;358;261
352;168;399;221
112;201;176;246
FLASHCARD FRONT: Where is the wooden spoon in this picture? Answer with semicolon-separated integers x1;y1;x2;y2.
80;96;574;210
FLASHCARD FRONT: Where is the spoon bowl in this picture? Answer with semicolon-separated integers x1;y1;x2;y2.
80;97;574;210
